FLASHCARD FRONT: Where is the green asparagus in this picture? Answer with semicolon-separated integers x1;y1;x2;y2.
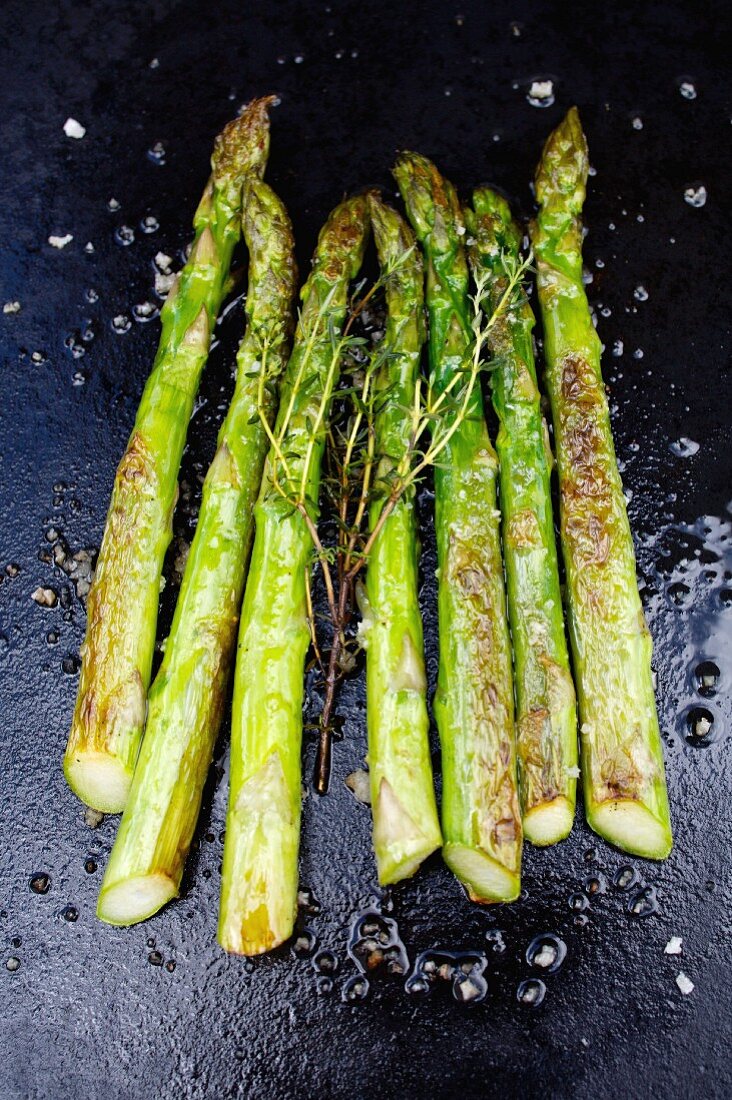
395;153;522;903
530;108;672;858
466;188;577;847
218;195;370;955
97;180;297;926
64;98;276;813
361;193;442;885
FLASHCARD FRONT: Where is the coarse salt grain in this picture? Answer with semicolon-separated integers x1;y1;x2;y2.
63;117;86;139
3;301;21;314
664;937;683;955
676;971;694;995
49;234;73;249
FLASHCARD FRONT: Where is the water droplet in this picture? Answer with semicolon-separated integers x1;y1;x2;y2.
684;184;707;208
30;873;50;894
679;80;697;99
670;437;700;457
633;348;644;359
406;976;430;996
634;285;649;301
141;215;159;234
6;957;20;972
313;950;339;976
62;654;80;675
628;885;658;917
316;975;333;995
107;197;120;212
85;288;98;303
686;706;715;745
517;978;546;1006
613;340;624;357
294;54;304;64
631;115;643;130
453;969;488;1004
695;660;720;696
613;865;640;892
112;315;132;334
526;933;566;973
583;847;599;862
342;975;370;1002
62;905;78;922
568;892;589;912
148;950;163;966
165;959;176;972
84;858;97;874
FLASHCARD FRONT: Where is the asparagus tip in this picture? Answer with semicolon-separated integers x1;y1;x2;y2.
443;843;521;904
589;800;672;860
212;94;277;187
523;796;575;848
534;105;588;213
64;752;132;814
97;873;177;926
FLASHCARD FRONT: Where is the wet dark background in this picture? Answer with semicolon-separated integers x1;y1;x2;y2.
1;1;730;1097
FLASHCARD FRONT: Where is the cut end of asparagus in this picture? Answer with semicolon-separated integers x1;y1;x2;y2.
373;777;441;886
589;800;673;860
443;843;521;904
63;752;132;814
97;873;177;926
523;796;575;847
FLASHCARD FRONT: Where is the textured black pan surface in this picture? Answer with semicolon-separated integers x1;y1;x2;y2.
1;2;730;1097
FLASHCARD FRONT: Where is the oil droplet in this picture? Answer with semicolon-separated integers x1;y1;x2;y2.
634;285;649;301
613;865;640;892
312;950;339;976
297;887;321;915
342;975;370;1003
408;950;488;1005
684;184;707;208
316;976;333;995
670;437;700;458
631;116;643;130
165;960;176;973
84;858;97;874
30;873;50;894
62;905;78;922
583;872;608;897
679;80;697;99
485;928;506;953
147;142;166;165
348;909;408;976
667;581;691;606
526;933;566;973
628;885;659;918
6;957;20;972
406;976;430;996
686;706;715;745
568;892;589;912
695;661;720;696
112;315;132;334
148;951;163;966
517;978;546;1006
141;215;159;234
526;79;555;108
291;929;317;959
115;225;135;246
583;847;599;862
613;340;624;357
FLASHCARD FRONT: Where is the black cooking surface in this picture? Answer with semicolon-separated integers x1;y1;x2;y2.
1;2;730;1097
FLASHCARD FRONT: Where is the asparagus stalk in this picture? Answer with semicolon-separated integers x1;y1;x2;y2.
64;98;276;813
361;194;442;884
97;180;297;926
466;189;577;847
530;108;672;858
394;153;522;903
218;194;370;955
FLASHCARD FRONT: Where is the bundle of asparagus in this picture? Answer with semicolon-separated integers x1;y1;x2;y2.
61;100;672;956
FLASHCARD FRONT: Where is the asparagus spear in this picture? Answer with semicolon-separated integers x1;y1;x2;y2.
97;180;297;926
394;153;522;903
64;98;276;813
466;189;577;847
530;108;672;858
361;194;442;885
218;194;370;955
